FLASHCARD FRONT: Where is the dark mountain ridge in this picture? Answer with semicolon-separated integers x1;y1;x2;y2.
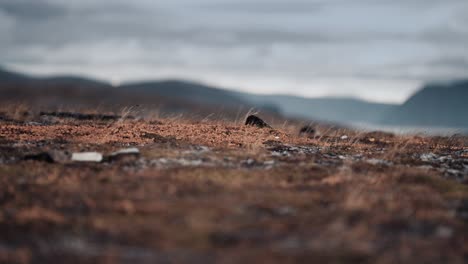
119;80;249;109
0;67;32;82
1;66;467;128
383;80;468;127
236;93;396;124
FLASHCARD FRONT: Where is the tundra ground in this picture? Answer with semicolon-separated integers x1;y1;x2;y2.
0;109;467;264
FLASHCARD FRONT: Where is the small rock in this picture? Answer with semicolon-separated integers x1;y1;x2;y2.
241;158;263;168
271;151;290;157
446;169;461;175
106;148;140;162
49;150;70;163
111;148;140;156
178;158;203;166
26;121;43;126
245;159;255;165
184;145;210;154
437;156;452;162
23;152;55;163
71;152;103;162
420;153;437;162
436;226;453;238
245;115;271;128
194;145;210;153
299;125;315;135
276;206;296;216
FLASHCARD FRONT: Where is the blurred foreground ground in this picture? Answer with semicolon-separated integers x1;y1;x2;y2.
0;107;468;263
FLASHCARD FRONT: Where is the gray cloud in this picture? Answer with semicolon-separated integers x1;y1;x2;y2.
200;1;324;14
0;0;66;20
1;0;468;103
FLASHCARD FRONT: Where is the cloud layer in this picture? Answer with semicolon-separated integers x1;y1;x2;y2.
1;0;467;103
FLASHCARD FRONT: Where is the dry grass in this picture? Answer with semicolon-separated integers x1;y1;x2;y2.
0;105;467;263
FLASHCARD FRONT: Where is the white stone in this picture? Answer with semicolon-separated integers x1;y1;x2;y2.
420;153;437;162
71;152;103;162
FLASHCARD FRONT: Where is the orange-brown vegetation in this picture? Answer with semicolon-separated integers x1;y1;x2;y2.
0;105;467;263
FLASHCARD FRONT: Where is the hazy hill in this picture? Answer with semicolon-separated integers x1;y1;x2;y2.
39;76;110;89
238;93;396;124
119;80;249;109
119;81;395;124
3;66;468;128
0;67;31;82
0;67;110;88
0;68;265;119
0;66;397;124
384;80;468;127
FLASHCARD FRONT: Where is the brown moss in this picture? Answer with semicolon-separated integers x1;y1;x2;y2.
0;108;467;263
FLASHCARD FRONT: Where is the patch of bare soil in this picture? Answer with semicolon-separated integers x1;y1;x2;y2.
0;111;467;264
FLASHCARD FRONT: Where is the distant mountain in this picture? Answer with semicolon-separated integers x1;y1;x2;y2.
3;66;467;128
120;81;395;123
383;80;468;127
0;67;265;119
0;67;31;82
119;80;249;109
38;76;110;88
237;93;396;124
0;67;110;88
0;66;396;124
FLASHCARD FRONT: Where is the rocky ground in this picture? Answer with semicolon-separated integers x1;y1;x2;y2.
0;110;468;263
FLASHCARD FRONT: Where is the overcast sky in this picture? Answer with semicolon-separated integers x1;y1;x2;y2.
1;0;467;103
